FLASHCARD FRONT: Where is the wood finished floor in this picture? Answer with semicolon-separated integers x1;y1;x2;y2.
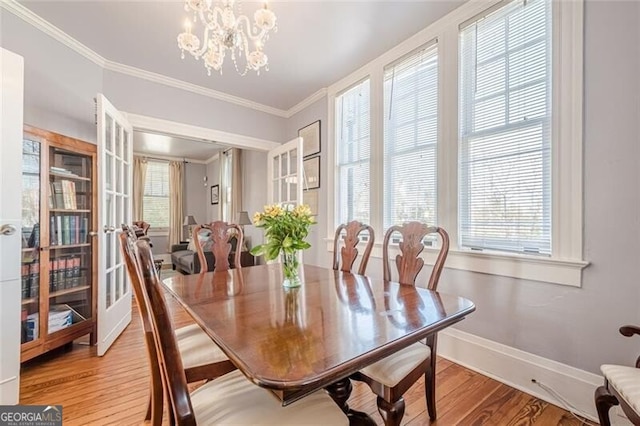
20;291;588;426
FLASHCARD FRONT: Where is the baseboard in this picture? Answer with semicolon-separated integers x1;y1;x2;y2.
437;328;603;422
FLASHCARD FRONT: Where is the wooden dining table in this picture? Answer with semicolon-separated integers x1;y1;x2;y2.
162;264;475;424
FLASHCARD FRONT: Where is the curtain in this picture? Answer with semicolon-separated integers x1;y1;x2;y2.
231;148;243;222
133;157;147;221
168;161;184;246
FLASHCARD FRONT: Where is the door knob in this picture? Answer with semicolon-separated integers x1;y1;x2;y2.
0;224;17;236
88;231;99;237
103;226;116;233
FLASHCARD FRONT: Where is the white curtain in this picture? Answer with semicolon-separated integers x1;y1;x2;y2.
168;161;184;246
133;156;147;221
220;149;242;223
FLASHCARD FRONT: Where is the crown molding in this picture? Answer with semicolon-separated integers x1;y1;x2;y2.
1;0;328;119
0;0;106;67
285;88;328;118
104;60;289;117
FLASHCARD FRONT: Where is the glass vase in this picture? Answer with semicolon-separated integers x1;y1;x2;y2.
281;251;301;288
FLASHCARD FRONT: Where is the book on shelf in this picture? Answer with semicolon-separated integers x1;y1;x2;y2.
29;261;39;299
51;182;64;209
61;180;77;209
21;264;30;299
50;216;58;245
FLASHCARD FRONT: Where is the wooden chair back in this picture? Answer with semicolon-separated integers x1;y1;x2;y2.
118;226;163;426
382;221;449;289
332;221;375;275
134;239;197;426
192;221;244;273
133;221;150;236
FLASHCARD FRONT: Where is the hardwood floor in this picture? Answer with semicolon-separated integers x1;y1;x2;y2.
20;292;588;425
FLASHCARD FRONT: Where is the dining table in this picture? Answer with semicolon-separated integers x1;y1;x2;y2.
162;263;475;424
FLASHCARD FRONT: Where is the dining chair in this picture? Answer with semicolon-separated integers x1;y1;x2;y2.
351;221;450;426
132;238;349;425
595;325;640;426
132;220;150;236
332;221;375;275
192;221;243;272
119;227;236;426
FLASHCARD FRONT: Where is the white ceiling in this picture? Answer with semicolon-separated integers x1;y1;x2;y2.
133;131;221;162
21;1;465;110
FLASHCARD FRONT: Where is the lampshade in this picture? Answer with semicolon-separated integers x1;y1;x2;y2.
183;215;197;226
236;211;251;226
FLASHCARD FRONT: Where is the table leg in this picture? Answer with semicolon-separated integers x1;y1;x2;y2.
325;378;377;426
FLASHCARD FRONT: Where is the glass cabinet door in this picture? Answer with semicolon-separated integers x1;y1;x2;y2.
48;146;93;334
21;138;41;344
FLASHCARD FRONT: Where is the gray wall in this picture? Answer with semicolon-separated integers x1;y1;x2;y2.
1;11;101;142
280;0;640;375
4;0;640;375
241;149;268;258
284;98;329;267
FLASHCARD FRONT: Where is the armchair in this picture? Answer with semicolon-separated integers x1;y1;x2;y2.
595;325;640;426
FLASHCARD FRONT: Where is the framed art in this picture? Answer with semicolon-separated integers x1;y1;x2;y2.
299;120;321;158
210;184;219;205
303;156;320;190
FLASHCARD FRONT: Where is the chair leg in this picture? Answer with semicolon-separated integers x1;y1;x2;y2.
425;355;437;420
595;385;618;426
377;396;405;426
144;392;152;421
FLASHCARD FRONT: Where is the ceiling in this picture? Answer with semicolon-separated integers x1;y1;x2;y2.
133;131;221;162
21;1;465;111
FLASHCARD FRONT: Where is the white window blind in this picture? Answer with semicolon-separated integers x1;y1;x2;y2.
383;44;438;231
143;160;170;229
336;80;370;226
459;0;551;255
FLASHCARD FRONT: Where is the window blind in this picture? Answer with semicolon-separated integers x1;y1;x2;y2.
459;0;552;255
143;160;170;229
336;80;371;226
383;44;438;231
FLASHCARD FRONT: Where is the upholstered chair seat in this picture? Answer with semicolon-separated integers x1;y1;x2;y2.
359;342;431;388
190;370;347;425
175;324;228;371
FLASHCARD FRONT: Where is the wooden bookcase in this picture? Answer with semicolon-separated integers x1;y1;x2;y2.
20;125;98;362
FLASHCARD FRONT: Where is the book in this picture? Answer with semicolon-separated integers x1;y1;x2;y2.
56;215;63;245
61;180;77;210
21;264;30;299
29;261;39;299
51;182;64;209
63;215;71;245
50;216;57;245
64;257;74;289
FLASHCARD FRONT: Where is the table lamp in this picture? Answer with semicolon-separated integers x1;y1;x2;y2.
236;211;251;251
183;215;197;240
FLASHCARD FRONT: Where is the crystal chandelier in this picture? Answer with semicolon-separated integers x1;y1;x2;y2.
177;0;277;76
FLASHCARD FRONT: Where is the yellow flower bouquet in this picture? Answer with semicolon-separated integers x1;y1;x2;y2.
250;204;315;287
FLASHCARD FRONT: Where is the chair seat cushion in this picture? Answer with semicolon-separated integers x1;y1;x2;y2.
176;324;228;369
191;370;348;425
601;364;640;415
360;342;431;388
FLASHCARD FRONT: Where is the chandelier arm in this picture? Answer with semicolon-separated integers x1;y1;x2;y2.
192;26;211;57
235;14;266;43
207;6;225;27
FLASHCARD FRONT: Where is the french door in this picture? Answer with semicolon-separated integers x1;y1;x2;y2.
0;48;24;404
267;137;304;206
96;94;133;356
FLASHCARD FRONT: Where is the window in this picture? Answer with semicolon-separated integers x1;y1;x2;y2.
143;160;169;229
459;0;551;255
221;150;233;222
384;44;438;230
327;0;585;286
336;80;370;226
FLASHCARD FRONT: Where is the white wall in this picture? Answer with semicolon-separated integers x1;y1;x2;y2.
241;149;268;258
280;0;640;375
205;158;220;223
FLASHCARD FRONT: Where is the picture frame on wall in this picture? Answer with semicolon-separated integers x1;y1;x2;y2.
303;156;320;190
299;120;321;158
211;184;219;205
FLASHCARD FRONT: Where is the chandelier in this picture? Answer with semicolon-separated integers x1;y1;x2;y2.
177;0;277;76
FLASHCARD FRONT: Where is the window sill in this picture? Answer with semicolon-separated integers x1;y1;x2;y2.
324;239;589;287
148;230;169;238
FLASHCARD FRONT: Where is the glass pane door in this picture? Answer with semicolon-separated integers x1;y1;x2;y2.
21;138;41;343
48;146;93;334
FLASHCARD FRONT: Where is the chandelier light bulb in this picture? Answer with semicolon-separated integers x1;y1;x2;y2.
177;0;276;76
